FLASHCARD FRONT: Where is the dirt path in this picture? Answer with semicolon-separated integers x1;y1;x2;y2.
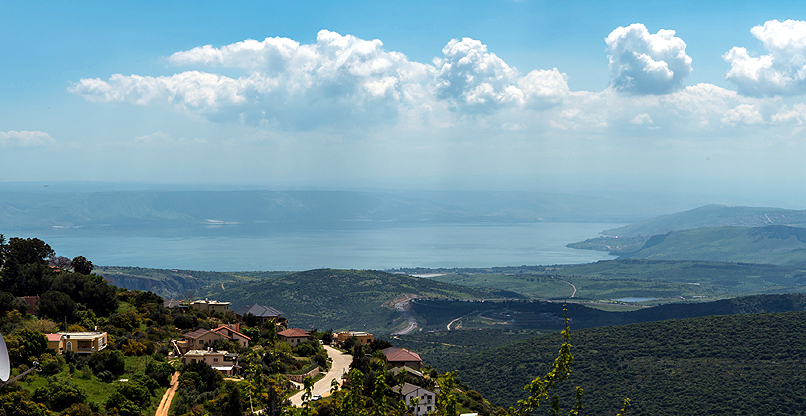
561;280;577;298
155;371;180;416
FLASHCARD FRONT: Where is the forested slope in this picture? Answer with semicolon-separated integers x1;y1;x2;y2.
439;311;806;415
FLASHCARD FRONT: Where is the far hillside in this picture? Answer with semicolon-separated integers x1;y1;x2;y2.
199;268;523;335
569;204;806;255
417;259;806;305
604;204;806;237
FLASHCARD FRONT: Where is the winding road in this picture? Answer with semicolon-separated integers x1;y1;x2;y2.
392;299;418;335
561;280;577;298
289;345;353;407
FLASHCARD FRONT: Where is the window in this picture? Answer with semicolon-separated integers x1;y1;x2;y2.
214;358;219;362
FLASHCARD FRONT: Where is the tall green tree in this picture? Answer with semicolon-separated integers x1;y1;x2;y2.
71;256;94;275
1;237;55;296
37;290;78;323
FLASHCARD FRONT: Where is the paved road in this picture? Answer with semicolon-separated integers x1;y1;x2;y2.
392;299;418;335
290;345;353;407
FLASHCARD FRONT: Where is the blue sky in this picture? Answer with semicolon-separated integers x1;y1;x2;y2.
2;1;806;205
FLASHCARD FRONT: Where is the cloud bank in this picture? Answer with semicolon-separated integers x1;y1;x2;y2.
724;19;806;97
67;22;806;141
70;30;571;128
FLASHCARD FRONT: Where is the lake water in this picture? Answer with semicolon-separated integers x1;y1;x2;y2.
19;222;621;272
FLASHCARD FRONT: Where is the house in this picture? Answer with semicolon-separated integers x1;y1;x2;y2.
54;332;108;354
233;303;283;324
213;324;251;348
45;333;65;354
390;365;425;380
336;331;374;346
393;382;436;415
190;299;231;314
278;328;310;347
182;349;240;376
382;347;423;370
176;328;227;355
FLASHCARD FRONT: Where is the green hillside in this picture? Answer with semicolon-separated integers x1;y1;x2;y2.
199;269;522;335
404;293;806;333
94;266;289;300
623;225;806;265
603;204;806;237
437;311;806;414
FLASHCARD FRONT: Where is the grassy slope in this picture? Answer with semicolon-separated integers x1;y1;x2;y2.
199;269;523;335
438;311;806;415
16;356;166;414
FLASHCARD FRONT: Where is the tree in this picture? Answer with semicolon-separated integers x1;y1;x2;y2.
4;237;54;266
9;328;48;364
37;290;77;322
71;256;94;275
0;291;27;315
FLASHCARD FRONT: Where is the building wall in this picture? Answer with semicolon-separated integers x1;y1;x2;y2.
187;332;224;348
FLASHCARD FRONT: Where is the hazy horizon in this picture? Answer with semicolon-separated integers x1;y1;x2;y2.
2;1;806;209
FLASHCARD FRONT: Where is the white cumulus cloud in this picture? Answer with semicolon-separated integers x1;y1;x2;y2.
71;30;434;130
724;19;806;97
0;130;56;147
606;24;693;95
71;31;570;126
721;104;764;126
434;38;568;112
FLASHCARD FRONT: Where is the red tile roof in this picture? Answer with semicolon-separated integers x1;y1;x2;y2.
45;333;63;342
382;347;422;363
278;328;310;338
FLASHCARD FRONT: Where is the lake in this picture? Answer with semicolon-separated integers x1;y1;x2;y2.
18;222;622;271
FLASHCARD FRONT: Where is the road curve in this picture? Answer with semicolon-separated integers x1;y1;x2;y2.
290;345;353;407
392;299;418;335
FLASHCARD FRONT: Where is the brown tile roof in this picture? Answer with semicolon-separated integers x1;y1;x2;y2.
278;328;310;338
183;328;213;339
382;347;422;363
214;326;251;340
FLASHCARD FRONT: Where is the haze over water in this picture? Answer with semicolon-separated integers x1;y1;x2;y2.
25;222;620;271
